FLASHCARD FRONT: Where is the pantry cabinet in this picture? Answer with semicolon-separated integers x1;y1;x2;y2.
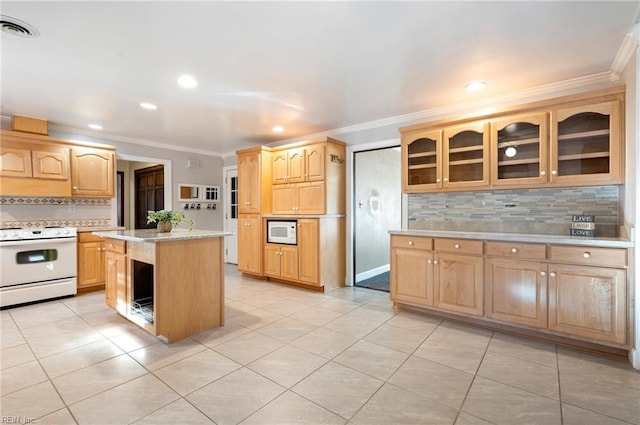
237;214;262;275
71;146;115;197
77;232;106;292
400;87;625;193
390;233;629;349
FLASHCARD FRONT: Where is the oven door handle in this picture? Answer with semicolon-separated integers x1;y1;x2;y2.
0;238;77;247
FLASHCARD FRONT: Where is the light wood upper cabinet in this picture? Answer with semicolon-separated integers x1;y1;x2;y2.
238;150;262;213
401;129;442;192
71;146;115;197
287;148;305;183
305;144;325;181
272;181;325;214
0;147;32;178
443;121;490;190
491;112;548;187
548;263;626;345
271;151;289;185
550;99;623;185
272;143;326;184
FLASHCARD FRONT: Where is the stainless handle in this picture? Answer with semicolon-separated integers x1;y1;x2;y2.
511;247;518;254
583;252;591;259
540;271;546;277
550;272;557;277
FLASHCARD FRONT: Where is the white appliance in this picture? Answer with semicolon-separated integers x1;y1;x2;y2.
0;227;77;307
266;220;297;245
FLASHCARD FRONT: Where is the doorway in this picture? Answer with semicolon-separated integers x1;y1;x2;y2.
134;165;165;229
224;166;238;264
353;146;401;291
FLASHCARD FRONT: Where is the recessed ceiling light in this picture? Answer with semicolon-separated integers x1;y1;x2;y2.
139;102;158;110
88;123;103;130
177;74;198;89
465;81;486;92
272;125;284;133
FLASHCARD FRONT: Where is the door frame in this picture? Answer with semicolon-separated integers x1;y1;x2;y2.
346;138;407;286
223;165;238;264
113;153;172;228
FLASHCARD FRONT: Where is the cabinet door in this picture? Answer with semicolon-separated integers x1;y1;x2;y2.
77;240;105;288
305;144;325;181
238;153;261;213
391;248;434;306
32;147;69;180
264;245;282;277
272;185;297;214
0;147;32;177
402;130;442;192
485;258;547;329
435;253;484;316
238;214;262;274
548;263;626;345
106;250;126;312
491;113;548;187
272;151;289;184
280;245;299;280
550;100;622;185
287;148;306;183
71;147;114;197
298;219;319;285
443;122;489;189
297;182;325;214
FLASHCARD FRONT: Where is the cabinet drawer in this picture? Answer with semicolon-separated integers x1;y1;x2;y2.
434;238;483;255
391;235;433;250
549;245;626;268
105;239;126;254
78;232;104;243
485;241;547;260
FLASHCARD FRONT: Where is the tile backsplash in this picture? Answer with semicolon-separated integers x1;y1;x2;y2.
408;186;620;236
1;196;112;229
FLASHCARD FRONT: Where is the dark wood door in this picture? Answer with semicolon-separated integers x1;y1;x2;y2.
135;165;164;229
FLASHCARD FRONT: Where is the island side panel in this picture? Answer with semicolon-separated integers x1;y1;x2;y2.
155;237;224;342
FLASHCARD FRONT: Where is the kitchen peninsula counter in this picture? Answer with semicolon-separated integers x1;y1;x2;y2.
93;229;231;343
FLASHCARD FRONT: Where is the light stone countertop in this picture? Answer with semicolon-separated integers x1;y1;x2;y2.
92;229;231;242
77;226;125;232
389;229;634;248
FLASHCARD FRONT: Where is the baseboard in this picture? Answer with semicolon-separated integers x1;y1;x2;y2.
355;264;390;283
630;348;640;370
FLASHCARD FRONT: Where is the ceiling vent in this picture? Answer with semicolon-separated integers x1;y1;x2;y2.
0;15;39;38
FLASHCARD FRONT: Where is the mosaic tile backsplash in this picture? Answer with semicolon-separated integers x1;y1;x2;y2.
408;186;620;237
1;196;112;229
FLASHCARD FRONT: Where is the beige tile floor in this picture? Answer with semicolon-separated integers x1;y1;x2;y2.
1;265;639;424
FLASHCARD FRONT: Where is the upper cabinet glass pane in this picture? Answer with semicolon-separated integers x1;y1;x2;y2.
557;112;610;176
496;121;541;180
407;137;438;186
447;129;484;183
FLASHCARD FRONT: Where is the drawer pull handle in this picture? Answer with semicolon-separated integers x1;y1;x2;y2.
511;248;518;254
540;271;546;277
583;252;591;259
408;240;414;246
550;272;557;277
454;244;460;249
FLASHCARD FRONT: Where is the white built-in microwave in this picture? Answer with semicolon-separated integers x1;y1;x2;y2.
267;220;297;245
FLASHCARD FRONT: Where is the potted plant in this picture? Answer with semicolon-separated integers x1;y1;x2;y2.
146;210;195;232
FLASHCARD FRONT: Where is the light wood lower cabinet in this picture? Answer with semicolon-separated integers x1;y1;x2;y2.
77;233;106;291
391;234;629;349
548;263;626;345
238;214;262;275
104;239;127;314
298;219;319;284
485;258;548;329
264;244;298;280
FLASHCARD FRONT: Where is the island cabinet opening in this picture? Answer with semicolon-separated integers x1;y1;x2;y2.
131;260;154;324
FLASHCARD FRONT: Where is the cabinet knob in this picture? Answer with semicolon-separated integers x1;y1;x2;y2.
408;240;414;246
73;186;78;190
436;178;441;183
433;260;439;265
540;271;546;277
511;247;518;254
540;171;546;176
108;259;114;266
550;272;557;277
583;252;591;259
454;244;460;249
551;170;558;175
109;244;114;249
443;177;449;182
427;259;432;264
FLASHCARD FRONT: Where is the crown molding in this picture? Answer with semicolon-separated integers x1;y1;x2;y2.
611;31;638;81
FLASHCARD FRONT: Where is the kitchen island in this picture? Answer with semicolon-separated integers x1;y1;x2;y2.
93;229;231;343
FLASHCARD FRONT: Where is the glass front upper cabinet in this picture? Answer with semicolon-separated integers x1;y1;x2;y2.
491;112;548;187
402;129;442;192
442;121;490;189
550;100;622;185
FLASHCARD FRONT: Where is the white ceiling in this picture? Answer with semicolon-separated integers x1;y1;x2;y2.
1;1;638;156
